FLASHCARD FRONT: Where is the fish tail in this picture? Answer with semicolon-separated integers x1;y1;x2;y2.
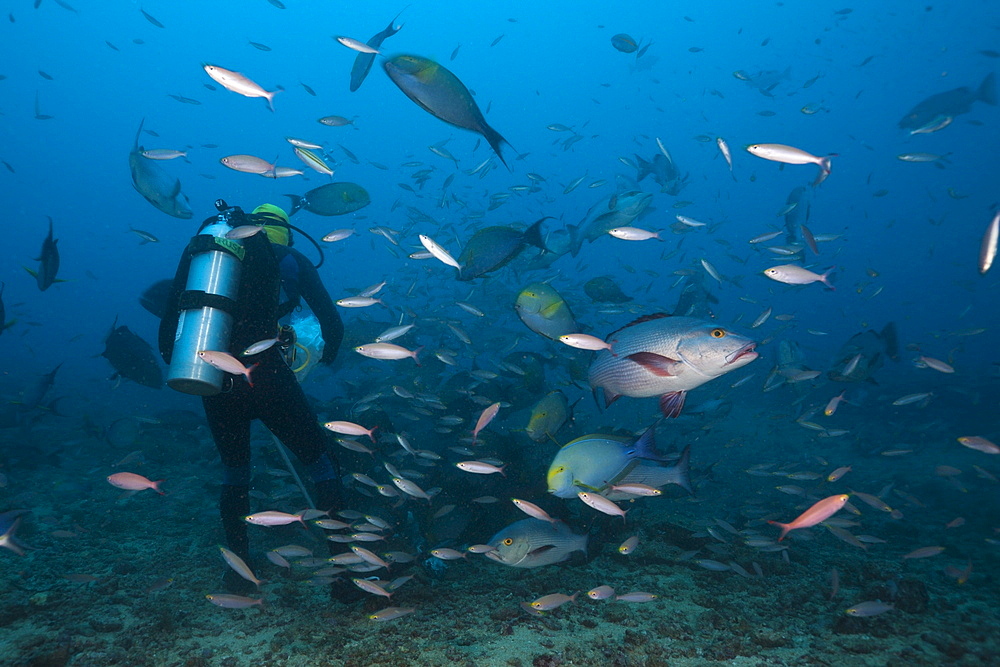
482;124;511;170
283;194;304;215
820;267;836;290
669;444;694;496
979;72;996;105
412;346;424;366
523;217;552;252
245;362;260;387
151;480;166;495
767;520;791;541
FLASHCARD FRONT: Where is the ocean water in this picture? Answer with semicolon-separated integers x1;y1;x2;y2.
2;1;999;665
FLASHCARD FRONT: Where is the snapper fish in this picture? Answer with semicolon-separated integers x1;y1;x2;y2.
588;314;757;417
484;518;587;568
547;425;692;500
383;55;512;167
515;283;577;340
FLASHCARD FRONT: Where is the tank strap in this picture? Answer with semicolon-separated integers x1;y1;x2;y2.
178;289;238;316
186;234;246;261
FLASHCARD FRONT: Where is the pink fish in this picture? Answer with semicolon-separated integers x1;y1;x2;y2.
198;350;258;386
243;511;305;527
768;494;849;541
107;472;164;495
205;594;264;609
472;402;501;445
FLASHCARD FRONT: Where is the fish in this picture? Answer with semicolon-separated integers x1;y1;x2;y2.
293;147;334;175
768;494;850;541
349;12;403;92
515;283;578;340
197;350;256;386
336;36;380;55
632;153;688;195
717;137;734;176
957;436;999;455
129;120;192;219
139;279;173;319
547;426;692;500
221;154;276;175
609;227;660;241
418;234;461;270
205;594;263;609
140;149;187;160
579;191;654;247
355;343;421;364
472;402;501;444
383;55;512;168
107;472;164;494
484;518;588;568
203;64;280;111
102;319;163;389
525;391;572;443
746;143;834;185
455;461;505;476
244;511;305;526
588;314;757;418
763;264;833;288
828;323;899;383
0;283;12;336
24;216;64;291
898;73;995;130
559;334;613;352
285;183;370;216
610;34;638;53
317;115;354;127
980;211;999;274
584;276;633;303
0;510;31;556
369;607;415;622
128;226;159;245
845;601;894;617
457;218;548;280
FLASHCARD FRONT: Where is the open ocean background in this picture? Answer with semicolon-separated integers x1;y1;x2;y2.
1;1;998;665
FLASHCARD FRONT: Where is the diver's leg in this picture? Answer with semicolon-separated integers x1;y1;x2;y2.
203;391;255;594
258;364;344;513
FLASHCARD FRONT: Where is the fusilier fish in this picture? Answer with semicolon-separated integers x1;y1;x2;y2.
763;264;833;288
198;350;257;386
745;143;834;185
588;314;757;417
203;64;280;111
355;343;421;364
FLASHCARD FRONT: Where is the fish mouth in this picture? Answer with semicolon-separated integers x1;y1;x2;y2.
484;551;504;563
726;343;758;365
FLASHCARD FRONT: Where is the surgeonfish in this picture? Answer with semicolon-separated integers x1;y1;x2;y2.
588;314;757;417
349;12;403;92
383;55;512;167
285;183;371;216
128;119;193;219
525;390;572;443
24;217;64;291
515;283;578;340
484;518;587;568
546;425;692;500
457;218;548;280
898;73;996;131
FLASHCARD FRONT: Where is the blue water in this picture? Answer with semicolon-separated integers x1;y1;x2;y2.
2;1;999;665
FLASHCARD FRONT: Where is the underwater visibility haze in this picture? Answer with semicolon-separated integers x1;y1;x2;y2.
1;0;1000;665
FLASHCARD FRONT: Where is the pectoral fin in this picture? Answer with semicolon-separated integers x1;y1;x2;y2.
627;352;680;377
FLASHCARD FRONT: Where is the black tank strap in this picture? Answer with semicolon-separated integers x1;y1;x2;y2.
178;290;238;315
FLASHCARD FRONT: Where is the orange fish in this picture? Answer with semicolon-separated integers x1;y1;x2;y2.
768;494;849;541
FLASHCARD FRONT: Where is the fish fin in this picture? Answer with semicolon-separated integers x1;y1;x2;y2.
626;352;680;377
669;445;694;496
631;424;668;462
573;480;602;493
527;545;556;557
658;391;686;418
608;312;671;337
567;224;583;258
767;520;791;541
480;123;512;171
23;267;38;278
539;301;564;319
523;217;552;253
283;194;304;216
596;387;621;409
979;72;997;105
880;322;900;361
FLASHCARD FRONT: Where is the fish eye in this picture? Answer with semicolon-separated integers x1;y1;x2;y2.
711;328;726;338
554;466;564;473
503;538;513;546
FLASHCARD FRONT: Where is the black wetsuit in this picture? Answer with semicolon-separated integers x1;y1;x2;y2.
158;224;345;568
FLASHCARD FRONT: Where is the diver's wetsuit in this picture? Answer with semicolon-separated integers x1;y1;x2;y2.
158;222;345;570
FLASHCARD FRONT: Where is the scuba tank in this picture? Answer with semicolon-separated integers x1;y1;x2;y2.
166;200;246;396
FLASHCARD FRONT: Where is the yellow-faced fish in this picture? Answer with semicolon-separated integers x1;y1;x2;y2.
525;390;571;442
515;283;577;340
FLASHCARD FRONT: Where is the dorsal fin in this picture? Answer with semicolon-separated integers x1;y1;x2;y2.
607;312;671;339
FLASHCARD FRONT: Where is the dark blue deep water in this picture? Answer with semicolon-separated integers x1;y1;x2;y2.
1;2;998;665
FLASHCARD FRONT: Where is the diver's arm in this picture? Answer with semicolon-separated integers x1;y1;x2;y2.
296;254;343;363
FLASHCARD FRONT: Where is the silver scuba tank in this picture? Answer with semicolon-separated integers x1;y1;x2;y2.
166;204;246;396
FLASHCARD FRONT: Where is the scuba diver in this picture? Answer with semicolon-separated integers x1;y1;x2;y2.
158;201;345;594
